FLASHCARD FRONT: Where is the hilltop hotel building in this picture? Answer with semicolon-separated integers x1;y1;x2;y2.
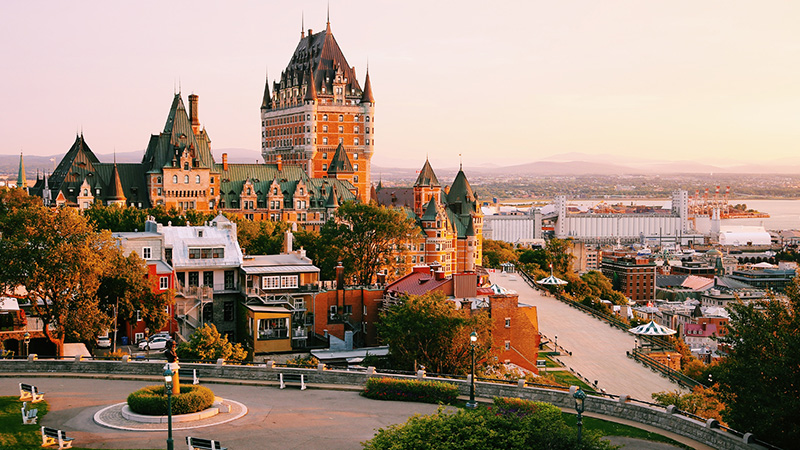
29;20;370;229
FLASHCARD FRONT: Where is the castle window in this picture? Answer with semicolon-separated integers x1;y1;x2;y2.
354;164;359;171
323;114;328;121
354;138;359;145
195;175;201;184
366;116;370;122
338;126;343;133
83;189;88;196
323;137;328;145
353;153;358;160
273;188;278;195
173;175;178;183
307;114;311;120
323;125;328;132
354;175;359;183
366;139;370;144
157;176;162;183
210;187;214;195
354;114;359;121
184;175;189;184
338;115;343;122
338;138;343;144
210;176;214;183
354;126;359;133
157;188;162;196
322;164;327;171
322;152;328;159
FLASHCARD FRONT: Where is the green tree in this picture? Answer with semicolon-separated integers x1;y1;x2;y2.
481;239;518;268
176;324;247;362
364;398;614;450
378;291;492;374
97;252;174;334
0;203;117;351
545;238;573;275
83;203;148;232
713;278;800;449
235;218;290;255
318;201;416;285
518;248;548;271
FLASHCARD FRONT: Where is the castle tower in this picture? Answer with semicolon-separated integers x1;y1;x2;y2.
413;159;441;217
261;20;374;202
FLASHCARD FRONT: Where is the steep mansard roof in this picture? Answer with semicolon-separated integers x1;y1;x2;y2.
47;134;101;190
446;169;477;215
140;94;216;173
270;24;365;107
414;159;440;187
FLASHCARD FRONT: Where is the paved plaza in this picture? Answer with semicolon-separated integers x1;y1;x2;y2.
490;272;682;400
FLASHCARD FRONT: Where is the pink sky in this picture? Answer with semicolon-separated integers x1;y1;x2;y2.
2;1;799;169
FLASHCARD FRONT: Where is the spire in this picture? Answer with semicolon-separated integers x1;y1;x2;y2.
328;143;354;174
261;68;272;110
301;12;305;38
326;2;330;31
304;64;317;102
326;184;340;208
360;67;374;104
108;163;126;203
17;152;26;190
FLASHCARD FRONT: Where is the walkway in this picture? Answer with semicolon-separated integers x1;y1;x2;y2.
2;375;711;449
491;272;682;399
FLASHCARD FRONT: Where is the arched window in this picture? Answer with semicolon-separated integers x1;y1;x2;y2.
323;137;328;145
83;189;88;196
173;175;178;183
323;114;328;121
338;115;343;122
323;125;328;132
184;162;189;170
157;176;162;183
184;175;189;184
366;116;370;122
195;175;201;184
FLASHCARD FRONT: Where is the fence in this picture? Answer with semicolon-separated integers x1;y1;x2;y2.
0;356;776;450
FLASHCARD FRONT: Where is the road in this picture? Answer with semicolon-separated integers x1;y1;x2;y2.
491;272;683;400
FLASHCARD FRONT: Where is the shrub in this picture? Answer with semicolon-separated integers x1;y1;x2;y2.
363;398;615;450
285;354;319;368
127;384;215;415
362;377;459;404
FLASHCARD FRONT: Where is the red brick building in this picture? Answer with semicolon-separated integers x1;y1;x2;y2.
601;251;656;303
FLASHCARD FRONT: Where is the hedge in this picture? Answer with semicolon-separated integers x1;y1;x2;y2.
127;384;215;415
362;377;459;404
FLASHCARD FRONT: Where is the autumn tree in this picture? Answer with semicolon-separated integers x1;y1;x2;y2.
0;202;118;352
176;324;247;362
712;279;800;449
318;201;416;285
481;239;518;268
83;203;148;232
545;238;573;275
378;291;493;374
97;252;174;335
651;386;725;424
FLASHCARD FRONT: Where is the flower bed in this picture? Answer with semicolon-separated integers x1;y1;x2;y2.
362;377;459;404
127;384;215;416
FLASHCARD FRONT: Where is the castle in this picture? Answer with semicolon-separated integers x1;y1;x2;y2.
29;20;369;231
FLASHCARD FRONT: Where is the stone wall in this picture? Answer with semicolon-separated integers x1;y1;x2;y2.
0;358;763;450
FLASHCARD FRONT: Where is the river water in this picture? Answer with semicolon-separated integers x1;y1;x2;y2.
567;199;800;231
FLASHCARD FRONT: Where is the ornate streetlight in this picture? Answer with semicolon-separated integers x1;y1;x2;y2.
466;331;478;409
23;332;30;357
163;367;175;450
573;388;587;443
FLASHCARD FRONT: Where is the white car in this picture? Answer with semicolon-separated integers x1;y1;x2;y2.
96;336;112;349
139;336;170;351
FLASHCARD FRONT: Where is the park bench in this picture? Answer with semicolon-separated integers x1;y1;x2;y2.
186;436;227;450
279;372;307;390
21;401;38;424
179;368;200;385
41;426;74;449
19;383;45;403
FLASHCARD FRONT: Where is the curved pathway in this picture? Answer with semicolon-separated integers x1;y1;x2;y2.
492;272;682;400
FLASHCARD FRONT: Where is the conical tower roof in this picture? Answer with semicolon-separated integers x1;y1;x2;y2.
327;143;354;174
447;168;476;214
261;71;272;110
326;184;340;208
414;159;440;187
360;69;374;103
421;197;439;221
304;64;318;102
107;163;126;201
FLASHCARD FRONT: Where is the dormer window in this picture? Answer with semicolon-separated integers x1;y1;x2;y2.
83;189;88;196
184;162;189;170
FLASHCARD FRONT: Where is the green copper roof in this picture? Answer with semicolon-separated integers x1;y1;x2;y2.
414;159;439;187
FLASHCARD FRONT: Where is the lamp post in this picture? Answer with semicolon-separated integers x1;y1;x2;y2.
573;388;586;443
163;367;174;450
466;331;478;409
554;335;558;353
23;332;30;358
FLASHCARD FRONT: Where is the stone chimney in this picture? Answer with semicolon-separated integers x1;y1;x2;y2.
222;153;228;171
188;94;200;133
336;261;344;290
376;270;387;285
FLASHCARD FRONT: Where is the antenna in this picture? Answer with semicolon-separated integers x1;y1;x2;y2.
301;11;305;37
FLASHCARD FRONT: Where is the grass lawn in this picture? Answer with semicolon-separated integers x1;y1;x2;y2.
561;413;693;450
0;396;155;450
546;370;594;390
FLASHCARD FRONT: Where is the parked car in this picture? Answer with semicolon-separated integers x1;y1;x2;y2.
139;336;170;351
96;336;112;349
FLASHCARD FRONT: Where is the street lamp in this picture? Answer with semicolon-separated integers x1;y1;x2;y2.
555;335;558;352
573;388;587;443
466;331;478;409
163;367;175;450
23;332;30;358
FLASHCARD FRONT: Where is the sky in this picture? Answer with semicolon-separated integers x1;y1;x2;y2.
2;1;800;169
